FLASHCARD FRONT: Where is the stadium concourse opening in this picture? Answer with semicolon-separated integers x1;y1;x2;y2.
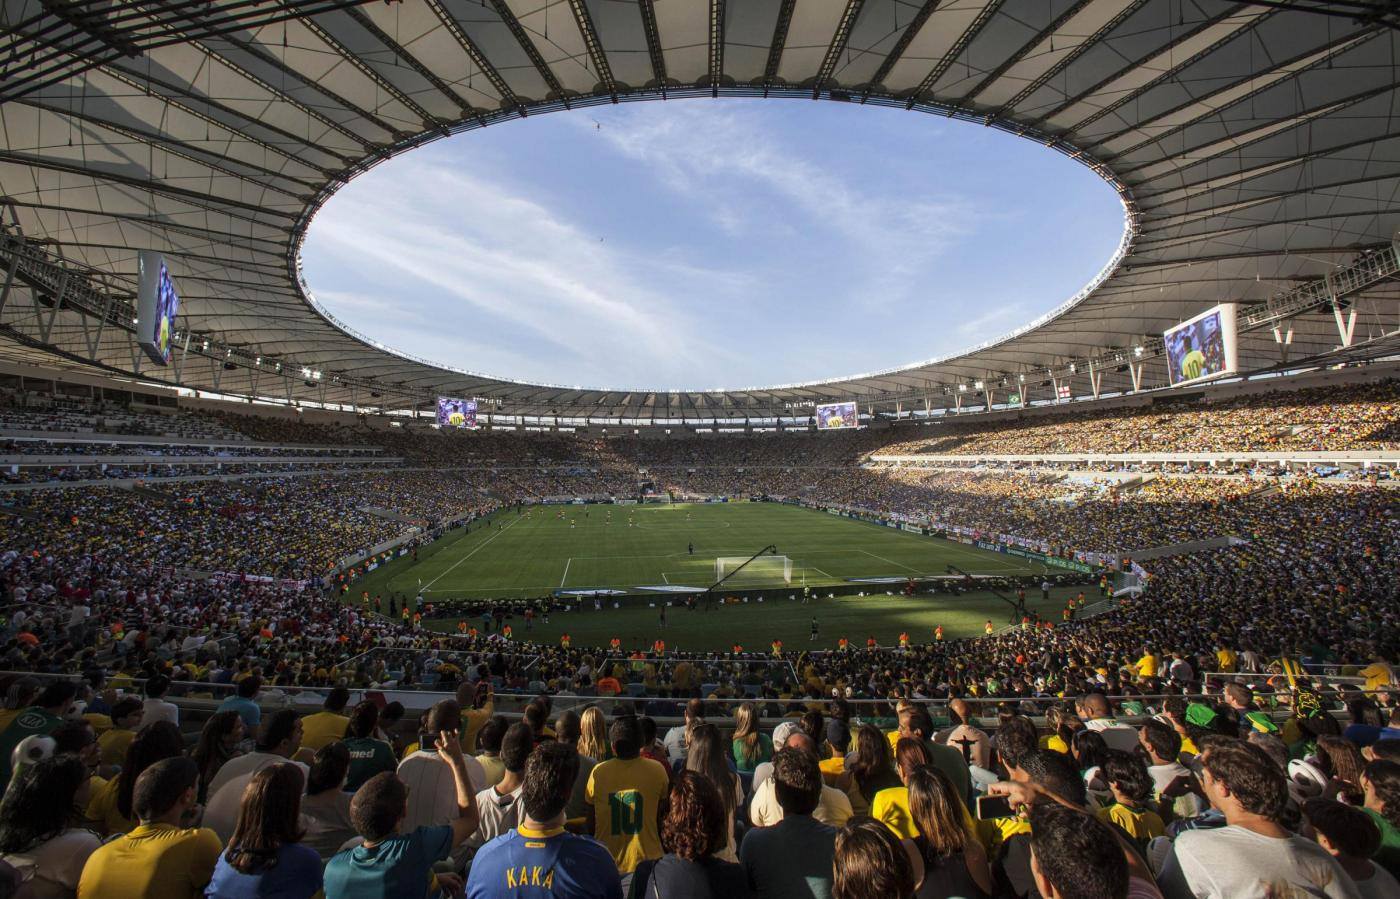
345;500;1087;652
300;99;1126;392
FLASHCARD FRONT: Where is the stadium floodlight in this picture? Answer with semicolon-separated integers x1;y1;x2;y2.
1134;345;1144;357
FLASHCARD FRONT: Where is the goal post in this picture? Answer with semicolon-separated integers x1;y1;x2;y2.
715;555;793;586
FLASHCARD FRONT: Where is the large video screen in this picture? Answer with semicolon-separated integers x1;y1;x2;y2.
1163;303;1238;386
436;396;478;429
136;250;180;366
815;401;858;430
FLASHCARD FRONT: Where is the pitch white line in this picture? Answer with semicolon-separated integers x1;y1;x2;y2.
421;515;523;591
858;549;920;573
559;557;572;588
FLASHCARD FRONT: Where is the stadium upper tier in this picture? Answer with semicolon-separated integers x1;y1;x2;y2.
2;1;1400;420
3;377;1397;489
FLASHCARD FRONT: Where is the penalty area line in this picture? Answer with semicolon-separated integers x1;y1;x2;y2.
857;549;920;573
560;557;572;588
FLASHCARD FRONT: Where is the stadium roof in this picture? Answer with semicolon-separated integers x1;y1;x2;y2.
1;0;1399;421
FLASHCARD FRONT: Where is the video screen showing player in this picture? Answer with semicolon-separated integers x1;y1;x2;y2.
151;263;179;363
1164;306;1234;385
136;251;180;366
436;396;477;428
815;401;858;430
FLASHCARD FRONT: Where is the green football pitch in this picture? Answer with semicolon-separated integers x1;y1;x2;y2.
347;502;1085;650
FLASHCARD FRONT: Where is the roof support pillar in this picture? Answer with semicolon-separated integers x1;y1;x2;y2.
172;332;192;384
1332;302;1357;348
127;328;142;379
1272;324;1293;363
37;271;69;344
0;245;20;317
1128;360;1144;392
1088;364;1102;400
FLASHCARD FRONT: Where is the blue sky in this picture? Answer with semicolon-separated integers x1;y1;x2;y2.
301;99;1125;391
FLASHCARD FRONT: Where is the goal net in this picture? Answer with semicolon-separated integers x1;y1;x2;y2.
715;555;793;586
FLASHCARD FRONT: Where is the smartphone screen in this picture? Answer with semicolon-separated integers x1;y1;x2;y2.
975;795;1013;819
418;732;438;752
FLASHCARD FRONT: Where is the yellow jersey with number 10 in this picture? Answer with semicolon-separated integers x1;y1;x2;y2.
584;755;669;874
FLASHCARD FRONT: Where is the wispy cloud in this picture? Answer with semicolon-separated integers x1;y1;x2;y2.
300;100;1124;389
307;159;747;387
583;101;975;310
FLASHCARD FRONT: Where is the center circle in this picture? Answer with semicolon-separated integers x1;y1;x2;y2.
300;98;1127;391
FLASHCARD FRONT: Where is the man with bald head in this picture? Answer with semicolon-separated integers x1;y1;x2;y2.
748;729;852;827
1078;692;1140;751
938;698;991;770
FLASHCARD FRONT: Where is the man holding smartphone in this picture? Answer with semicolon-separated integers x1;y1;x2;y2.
399;700;488;842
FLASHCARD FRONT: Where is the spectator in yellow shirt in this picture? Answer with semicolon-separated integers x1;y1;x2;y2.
585;716;670;882
872;738;930;839
0;677;41;735
77;756;223;899
97;697;144;768
905;764;994;896
1135;647;1158;679
819;719;850;785
456;681;494;753
1359;654;1395;693
298;687;351;753
1093;750;1165;850
87;721;187;837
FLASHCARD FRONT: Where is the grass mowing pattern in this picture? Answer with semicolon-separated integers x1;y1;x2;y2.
348;502;1083;652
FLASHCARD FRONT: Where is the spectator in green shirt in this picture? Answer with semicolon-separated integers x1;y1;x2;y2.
0;680;77;792
343;701;396;793
1362;760;1400;878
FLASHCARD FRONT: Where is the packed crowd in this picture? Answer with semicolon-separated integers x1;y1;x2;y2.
9;380;1396;476
0;440;383;458
1;466;1393;706
789;468;1269;555
5;378;1397;501
2;472;497;579
879;381;1400;456
0;397;247;442
0;378;1396;896
0;669;1397;898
